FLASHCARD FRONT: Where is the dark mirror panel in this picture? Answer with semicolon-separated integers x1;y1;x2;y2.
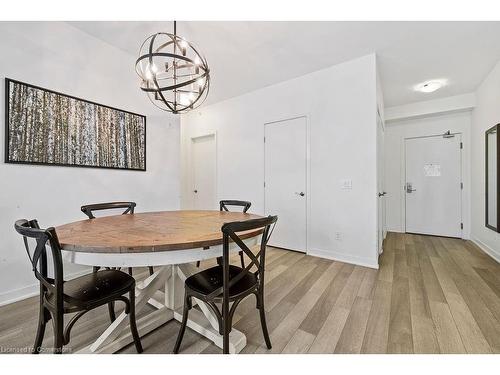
486;124;499;232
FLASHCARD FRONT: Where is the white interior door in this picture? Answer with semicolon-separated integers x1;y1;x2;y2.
264;117;307;252
405;134;462;238
377;113;386;253
191;134;216;210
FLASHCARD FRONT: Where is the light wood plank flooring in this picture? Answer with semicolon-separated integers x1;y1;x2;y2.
1;232;499;354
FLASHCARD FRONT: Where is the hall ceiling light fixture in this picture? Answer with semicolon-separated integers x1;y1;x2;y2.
414;79;447;93
135;21;210;114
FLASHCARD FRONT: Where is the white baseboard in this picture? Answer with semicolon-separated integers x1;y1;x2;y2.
307;248;379;269
386;227;404;233
471;237;500;264
0;268;91;307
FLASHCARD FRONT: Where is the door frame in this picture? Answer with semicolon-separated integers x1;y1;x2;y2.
376;109;386;254
263;115;311;254
188;132;218;210
402;132;464;238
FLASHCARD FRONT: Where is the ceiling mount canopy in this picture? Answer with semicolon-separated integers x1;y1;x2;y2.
135;21;210;114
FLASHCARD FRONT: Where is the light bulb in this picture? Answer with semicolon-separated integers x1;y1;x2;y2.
144;63;158;81
179;93;190;106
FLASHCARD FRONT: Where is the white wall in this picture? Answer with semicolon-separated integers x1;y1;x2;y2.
385;93;476;123
384;111;472;237
471;59;500;262
181;54;379;268
0;22;181;305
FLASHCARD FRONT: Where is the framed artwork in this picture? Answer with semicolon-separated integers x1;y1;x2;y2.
5;78;146;171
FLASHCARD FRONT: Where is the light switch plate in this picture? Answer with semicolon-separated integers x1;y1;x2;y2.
341;179;352;190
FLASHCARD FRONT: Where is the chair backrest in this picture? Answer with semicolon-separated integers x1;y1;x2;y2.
14;219;64;306
81;201;136;219
219;200;251;213
207;215;278;300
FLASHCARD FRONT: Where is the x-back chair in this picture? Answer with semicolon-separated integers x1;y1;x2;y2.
174;215;278;354
14;219;143;354
81;201;155;277
196;200;252;268
81;202;155;322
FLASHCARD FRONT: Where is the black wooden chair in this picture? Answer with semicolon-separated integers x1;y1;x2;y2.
196;200;252;268
174;215;278;354
14;219;143;354
81;202;154;277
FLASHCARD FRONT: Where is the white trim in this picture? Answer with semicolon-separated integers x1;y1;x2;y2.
0;268;91;307
307;248;379;270
386;227;404;233
471;237;500;264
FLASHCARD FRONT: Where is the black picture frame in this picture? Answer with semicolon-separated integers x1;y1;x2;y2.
4;78;147;171
485;123;499;232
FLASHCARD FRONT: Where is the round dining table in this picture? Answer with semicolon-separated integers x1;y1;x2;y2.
56;210;264;354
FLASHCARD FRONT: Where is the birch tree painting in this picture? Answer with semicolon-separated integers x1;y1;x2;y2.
6;79;146;170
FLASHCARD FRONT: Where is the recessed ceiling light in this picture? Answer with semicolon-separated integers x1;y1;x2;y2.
414;80;447;93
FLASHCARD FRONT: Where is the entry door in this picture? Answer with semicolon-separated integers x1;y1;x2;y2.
264;117;307;252
377;113;386;253
191;134;216;210
405;134;462;238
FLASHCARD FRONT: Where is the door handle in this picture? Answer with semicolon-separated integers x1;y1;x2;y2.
193;190;198;193
295;192;305;197
406;183;416;193
378;192;387;197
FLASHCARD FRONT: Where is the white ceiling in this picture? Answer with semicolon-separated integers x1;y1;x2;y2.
69;21;500;108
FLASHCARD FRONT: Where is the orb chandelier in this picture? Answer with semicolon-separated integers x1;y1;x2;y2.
135;21;210;114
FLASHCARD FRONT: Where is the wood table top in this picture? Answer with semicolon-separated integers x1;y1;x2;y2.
56;210;264;254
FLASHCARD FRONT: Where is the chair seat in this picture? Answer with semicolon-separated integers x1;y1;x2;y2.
46;270;135;312
186;265;258;299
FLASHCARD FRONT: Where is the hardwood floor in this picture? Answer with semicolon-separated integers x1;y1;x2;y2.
1;232;499;354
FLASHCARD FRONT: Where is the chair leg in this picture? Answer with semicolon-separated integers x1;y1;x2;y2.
257;291;272;349
173;292;191;354
148;266;154;275
52;312;64;354
216;257;223;266
239;251;245;268
223;316;230;354
195;261;201;268
33;306;49;354
128;267;133;276
128;289;143;353
107;301;116;322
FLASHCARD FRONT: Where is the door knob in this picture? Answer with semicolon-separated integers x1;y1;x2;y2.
406;183;416;193
193;190;198;193
295;192;305;197
378;191;387;197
